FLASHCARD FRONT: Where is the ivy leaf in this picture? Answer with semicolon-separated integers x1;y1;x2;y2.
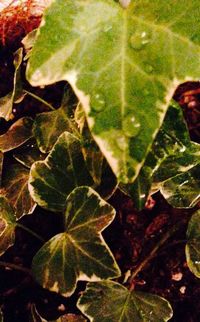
0;48;24;120
160;164;200;208
27;0;200;184
0;196;16;256
121;102;200;209
13;139;46;168
186;210;200;278
77;280;173;322
32;187;120;297
1;162;35;219
29;131;94;212
33;93;79;153
0;117;33;152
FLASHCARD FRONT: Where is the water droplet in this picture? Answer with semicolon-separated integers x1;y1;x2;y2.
91;93;105;112
119;0;131;9
123;115;141;137
145;64;154;74
195;260;200;265
130;30;151;51
103;25;112;33
117;135;127;151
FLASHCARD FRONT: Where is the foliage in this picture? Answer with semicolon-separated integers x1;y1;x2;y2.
0;0;200;321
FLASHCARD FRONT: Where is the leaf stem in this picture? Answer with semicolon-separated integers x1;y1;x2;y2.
24;90;55;111
16;223;45;242
0;261;32;275
128;218;188;288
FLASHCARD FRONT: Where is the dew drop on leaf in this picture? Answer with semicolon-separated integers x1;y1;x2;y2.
145;64;154;74
130;31;151;51
91;93;106;112
123;115;141;137
119;0;131;9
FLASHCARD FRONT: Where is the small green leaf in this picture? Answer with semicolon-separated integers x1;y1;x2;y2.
32;187;120;297
1;162;35;219
121;102;200;209
29;131;93;212
0;117;33;152
77;280;173;322
13;139;46;168
161;164;200;208
22;29;38;61
0;48;24;120
27;0;200;183
33;99;79;153
0;196;16;256
186;210;200;278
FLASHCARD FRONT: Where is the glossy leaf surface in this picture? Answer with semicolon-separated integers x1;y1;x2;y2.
0;117;33;152
0;197;16;256
32;187;120;297
77;280;173;322
27;0;200;183
121;103;200;209
29;131;93;212
0;48;24;120
1;163;35;219
186;210;200;278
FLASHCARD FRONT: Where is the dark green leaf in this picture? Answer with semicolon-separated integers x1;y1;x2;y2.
161;164;200;208
121;102;200;209
0;117;33;152
32;187;120;297
186;210;200;278
27;0;200;183
0;48;24;120
1;162;35;219
77;280;173;322
13;139;46;168
0;196;16;256
29;132;94;212
33;100;79;153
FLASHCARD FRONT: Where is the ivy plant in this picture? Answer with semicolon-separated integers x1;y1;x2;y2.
0;0;200;321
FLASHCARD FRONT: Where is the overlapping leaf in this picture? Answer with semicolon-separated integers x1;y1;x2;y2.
0;48;24;120
161;164;200;208
33;91;79;153
1;162;35;219
32;187;120;297
29;132;94;212
77;280;173;322
27;0;200;183
121;102;200;209
186;210;200;278
0;197;16;256
0;117;33;152
13;139;46;168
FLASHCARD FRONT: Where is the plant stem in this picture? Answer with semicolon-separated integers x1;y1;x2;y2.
24;90;55;111
0;261;32;275
128;219;188;287
16;223;45;242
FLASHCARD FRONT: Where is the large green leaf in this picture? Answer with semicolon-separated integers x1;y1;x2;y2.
27;0;200;183
0;117;33;152
121;102;200;209
77;280;173;322
186;210;200;278
29;132;94;212
0;48;24;120
0;197;16;256
32;187;120;297
1;162;35;219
